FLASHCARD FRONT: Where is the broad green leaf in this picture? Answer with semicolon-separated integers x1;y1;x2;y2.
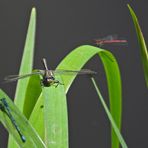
42;76;68;148
128;4;148;87
8;7;36;148
23;74;41;119
14;7;36;110
29;93;44;141
30;45;122;148
57;45;122;148
0;89;45;147
25;74;44;140
91;77;127;148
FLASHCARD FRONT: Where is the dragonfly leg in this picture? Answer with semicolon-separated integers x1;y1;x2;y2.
54;80;64;88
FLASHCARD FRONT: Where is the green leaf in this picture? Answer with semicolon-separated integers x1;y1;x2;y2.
8;7;36;148
23;74;41;119
57;45;122;148
128;4;148;87
14;7;36;110
29;93;44;141
0;89;45;147
91;77;127;148
30;45;122;148
42;76;68;148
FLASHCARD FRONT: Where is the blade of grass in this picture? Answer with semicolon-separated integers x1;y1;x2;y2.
42;76;68;148
128;4;148;87
0;89;45;147
8;7;36;148
30;45;122;148
91;77;128;148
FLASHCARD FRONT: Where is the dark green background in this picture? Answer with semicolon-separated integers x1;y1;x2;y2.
0;0;148;147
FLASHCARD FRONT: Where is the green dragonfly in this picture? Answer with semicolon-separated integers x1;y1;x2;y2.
4;58;97;87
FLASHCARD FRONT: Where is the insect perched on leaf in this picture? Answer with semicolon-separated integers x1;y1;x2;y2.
0;98;26;142
0;96;46;147
4;58;97;87
94;35;127;47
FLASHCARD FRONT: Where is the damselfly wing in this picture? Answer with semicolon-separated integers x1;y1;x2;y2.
4;58;97;87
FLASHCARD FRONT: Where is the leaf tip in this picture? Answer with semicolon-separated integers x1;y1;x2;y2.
127;4;133;14
127;4;131;9
31;7;36;16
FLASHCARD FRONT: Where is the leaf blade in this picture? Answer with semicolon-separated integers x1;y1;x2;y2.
14;7;36;110
23;74;41;119
91;77;127;148
8;7;36;148
29;93;44;141
57;45;122;148
42;76;68;148
30;45;122;148
128;4;148;87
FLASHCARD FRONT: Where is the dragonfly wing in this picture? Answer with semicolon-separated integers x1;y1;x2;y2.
51;69;97;75
95;34;118;41
4;71;42;83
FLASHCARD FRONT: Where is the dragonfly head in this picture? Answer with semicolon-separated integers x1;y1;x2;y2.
42;76;64;87
42;76;55;87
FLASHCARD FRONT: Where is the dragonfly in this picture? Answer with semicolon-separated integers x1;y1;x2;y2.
94;35;127;46
4;58;97;87
0;98;26;142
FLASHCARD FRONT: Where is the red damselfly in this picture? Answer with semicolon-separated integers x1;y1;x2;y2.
94;35;127;46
